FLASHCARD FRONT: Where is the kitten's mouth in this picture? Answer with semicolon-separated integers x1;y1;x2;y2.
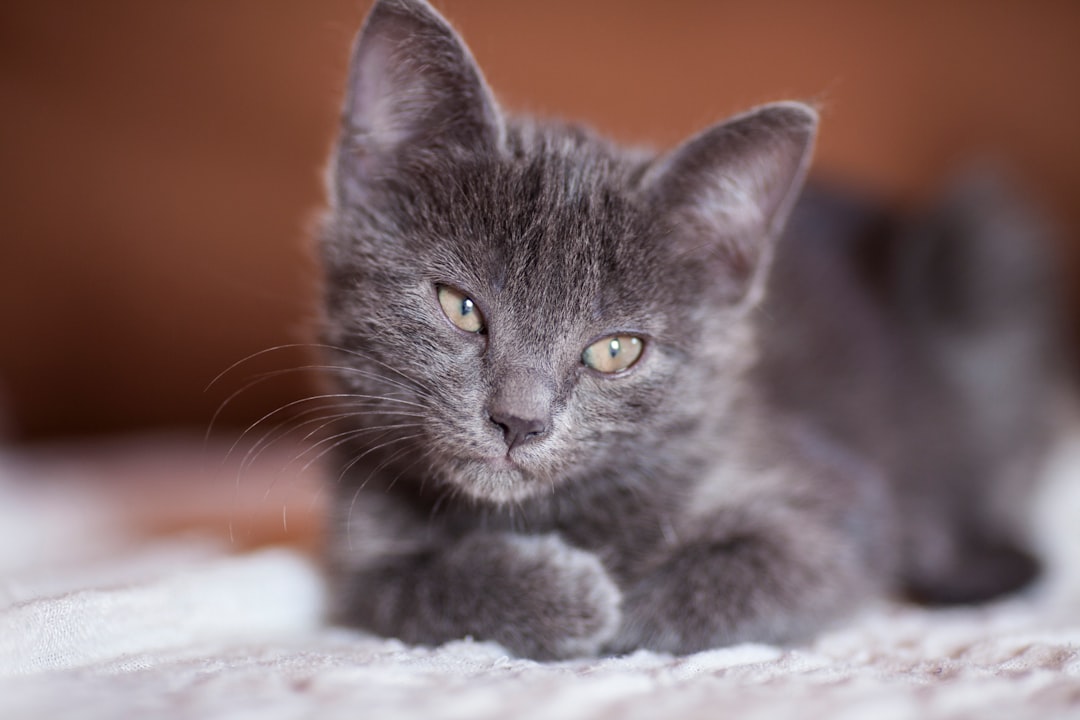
484;453;519;471
440;453;547;504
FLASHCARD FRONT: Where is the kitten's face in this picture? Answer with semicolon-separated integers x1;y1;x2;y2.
323;138;706;503
319;0;816;504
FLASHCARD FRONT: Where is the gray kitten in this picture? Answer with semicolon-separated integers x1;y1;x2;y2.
317;0;1061;659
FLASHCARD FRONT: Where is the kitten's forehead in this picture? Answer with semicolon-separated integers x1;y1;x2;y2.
419;123;666;321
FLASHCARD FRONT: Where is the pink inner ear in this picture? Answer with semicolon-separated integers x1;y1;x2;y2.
338;0;505;177
350;35;396;147
347;21;428;155
641;103;817;302
695;173;768;237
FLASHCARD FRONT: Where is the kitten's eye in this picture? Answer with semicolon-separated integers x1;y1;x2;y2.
582;335;644;374
437;285;485;334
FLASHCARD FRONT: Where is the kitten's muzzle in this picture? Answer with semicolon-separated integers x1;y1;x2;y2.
488;410;548;452
486;366;554;453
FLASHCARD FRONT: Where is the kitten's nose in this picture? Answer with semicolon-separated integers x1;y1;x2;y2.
488;410;547;452
487;367;553;453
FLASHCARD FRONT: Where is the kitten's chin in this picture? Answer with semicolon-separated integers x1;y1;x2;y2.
443;456;552;505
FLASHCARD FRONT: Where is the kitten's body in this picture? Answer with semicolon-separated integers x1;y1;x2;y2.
759;182;1059;604
318;0;1060;658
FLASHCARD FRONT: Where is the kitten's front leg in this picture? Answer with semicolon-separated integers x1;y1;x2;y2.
337;532;622;660
609;507;875;654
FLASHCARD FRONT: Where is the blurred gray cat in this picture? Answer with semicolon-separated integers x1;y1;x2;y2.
317;0;1064;659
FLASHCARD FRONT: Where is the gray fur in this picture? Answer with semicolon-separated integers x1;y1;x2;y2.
317;0;1061;658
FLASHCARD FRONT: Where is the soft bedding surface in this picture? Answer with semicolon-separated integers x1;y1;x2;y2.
2;434;1079;720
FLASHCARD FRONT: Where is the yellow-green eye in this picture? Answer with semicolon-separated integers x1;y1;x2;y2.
437;285;485;333
582;335;644;374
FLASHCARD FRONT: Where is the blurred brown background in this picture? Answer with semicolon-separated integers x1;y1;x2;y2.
2;0;1079;444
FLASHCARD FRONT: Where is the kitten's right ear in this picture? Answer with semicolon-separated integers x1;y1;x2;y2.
644;102;817;306
335;0;504;197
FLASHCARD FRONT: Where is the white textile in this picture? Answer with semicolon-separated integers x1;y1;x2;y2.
1;435;1079;720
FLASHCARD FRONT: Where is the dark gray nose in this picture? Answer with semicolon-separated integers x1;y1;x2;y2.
488;410;547;452
487;366;553;452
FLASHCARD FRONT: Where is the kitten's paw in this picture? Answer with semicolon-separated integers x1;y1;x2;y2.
489;534;622;659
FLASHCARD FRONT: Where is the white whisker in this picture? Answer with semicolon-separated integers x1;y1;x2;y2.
296;423;426;475
224;392;424;470
338;432;426;484
343;433;425;551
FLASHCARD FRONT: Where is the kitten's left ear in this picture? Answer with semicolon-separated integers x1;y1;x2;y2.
335;0;504;198
644;102;818;304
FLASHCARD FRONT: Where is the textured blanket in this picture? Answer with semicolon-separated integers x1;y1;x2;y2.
2;434;1079;719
